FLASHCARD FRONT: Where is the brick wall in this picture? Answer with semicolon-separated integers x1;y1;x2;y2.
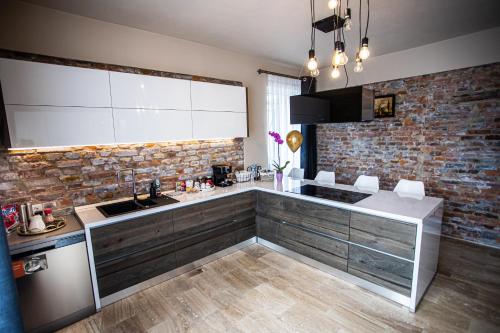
317;63;499;247
0;139;244;215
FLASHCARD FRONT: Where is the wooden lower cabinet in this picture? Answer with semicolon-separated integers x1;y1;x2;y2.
91;191;257;298
96;242;176;297
347;244;413;296
349;212;416;260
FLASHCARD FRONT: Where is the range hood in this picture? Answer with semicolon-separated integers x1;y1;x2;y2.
290;86;374;124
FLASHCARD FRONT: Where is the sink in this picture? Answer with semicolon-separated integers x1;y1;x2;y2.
96;195;180;218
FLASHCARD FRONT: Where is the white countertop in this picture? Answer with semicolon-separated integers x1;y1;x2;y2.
75;178;443;229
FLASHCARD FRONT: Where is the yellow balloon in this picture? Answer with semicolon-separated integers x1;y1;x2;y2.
286;130;303;153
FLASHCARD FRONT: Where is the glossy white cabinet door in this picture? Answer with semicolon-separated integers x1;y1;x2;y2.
109;72;191;110
113;108;192;144
192;111;247;139
0;59;111;107
5;105;115;148
191;81;247;113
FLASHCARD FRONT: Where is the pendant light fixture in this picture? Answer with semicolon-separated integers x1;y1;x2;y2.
328;0;338;10
305;0;371;79
306;0;319;77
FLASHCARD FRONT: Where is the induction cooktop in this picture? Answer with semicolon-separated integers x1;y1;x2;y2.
289;184;372;204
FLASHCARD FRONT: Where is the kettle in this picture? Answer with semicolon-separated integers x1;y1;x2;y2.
247;164;262;181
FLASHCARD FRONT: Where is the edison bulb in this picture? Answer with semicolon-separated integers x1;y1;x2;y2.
307;57;318;71
331;66;340;78
310;68;320;77
359;46;370;60
344;18;352;31
328;0;338;10
354;60;363;73
333;51;348;66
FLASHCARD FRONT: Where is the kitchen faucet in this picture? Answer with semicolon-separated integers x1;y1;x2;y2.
117;168;138;203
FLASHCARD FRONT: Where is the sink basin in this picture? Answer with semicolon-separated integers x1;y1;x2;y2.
96;195;179;218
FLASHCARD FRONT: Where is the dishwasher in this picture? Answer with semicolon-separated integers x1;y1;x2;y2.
11;233;95;333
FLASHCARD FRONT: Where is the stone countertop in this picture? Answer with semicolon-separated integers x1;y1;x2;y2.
7;214;84;254
75;178;443;229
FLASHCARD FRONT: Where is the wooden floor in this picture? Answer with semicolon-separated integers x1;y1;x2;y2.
59;244;500;333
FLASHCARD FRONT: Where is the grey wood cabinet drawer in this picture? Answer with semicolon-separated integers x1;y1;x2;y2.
279;235;347;271
257;192;349;239
256;215;280;244
279;222;348;259
347;244;413;296
282;196;350;230
96;242;176;297
173;196;234;239
349;212;417;260
91;210;173;265
175;220;244;267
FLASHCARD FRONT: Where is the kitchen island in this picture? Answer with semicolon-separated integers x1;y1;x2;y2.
76;179;443;312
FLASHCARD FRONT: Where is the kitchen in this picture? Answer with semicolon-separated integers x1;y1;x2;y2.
0;0;499;332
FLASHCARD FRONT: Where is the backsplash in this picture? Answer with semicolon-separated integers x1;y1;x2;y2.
0;139;244;215
317;62;499;248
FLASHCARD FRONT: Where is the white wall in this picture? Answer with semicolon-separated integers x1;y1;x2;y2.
317;27;500;91
0;0;300;168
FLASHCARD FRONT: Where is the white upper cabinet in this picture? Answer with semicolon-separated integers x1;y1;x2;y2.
113;108;192;144
5;105;115;148
192;111;247;139
191;81;247;113
109;72;191;110
0;58;111;107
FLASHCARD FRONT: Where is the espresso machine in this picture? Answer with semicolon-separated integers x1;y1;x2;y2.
212;165;233;187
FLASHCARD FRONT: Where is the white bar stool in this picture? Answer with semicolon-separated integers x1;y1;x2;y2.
393;179;425;199
354;175;379;193
288;168;305;180
314;171;335;185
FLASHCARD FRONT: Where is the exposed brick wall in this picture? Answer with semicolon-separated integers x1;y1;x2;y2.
0;139;244;215
317;63;499;248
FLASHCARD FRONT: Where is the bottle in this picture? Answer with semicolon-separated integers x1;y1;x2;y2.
19;204;28;233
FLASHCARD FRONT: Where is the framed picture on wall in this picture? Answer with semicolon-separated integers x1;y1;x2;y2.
374;94;395;118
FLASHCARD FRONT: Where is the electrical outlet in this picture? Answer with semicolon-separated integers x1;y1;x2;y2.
32;204;43;214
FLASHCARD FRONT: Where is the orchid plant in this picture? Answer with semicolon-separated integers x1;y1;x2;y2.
268;131;290;174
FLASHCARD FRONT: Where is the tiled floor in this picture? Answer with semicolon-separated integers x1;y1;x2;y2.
59;244;500;332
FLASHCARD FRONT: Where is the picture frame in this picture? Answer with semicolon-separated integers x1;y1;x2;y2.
374;94;395;118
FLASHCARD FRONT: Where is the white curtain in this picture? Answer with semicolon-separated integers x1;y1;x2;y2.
266;74;301;175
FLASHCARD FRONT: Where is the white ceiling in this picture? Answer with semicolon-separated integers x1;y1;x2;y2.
24;0;500;69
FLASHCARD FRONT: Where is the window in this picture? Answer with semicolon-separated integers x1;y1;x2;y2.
266;74;301;175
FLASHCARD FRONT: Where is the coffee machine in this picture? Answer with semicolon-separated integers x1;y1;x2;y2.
212;165;233;187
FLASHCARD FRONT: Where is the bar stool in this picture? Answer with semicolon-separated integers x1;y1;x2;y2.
288;168;305;180
314;171;335;185
393;179;425;199
354;175;379;193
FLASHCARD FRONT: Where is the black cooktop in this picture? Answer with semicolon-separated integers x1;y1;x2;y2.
289;184;372;204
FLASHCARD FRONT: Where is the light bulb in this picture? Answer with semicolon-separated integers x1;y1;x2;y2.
328;0;338;10
331;66;340;79
333;51;348;66
307;49;318;71
359;37;370;60
344;18;352;31
354;60;363;73
307;57;318;71
310;68;320;77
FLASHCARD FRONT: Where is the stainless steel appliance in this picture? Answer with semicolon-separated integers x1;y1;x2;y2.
11;234;95;333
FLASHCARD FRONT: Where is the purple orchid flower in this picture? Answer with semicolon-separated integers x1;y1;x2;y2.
268;131;290;173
